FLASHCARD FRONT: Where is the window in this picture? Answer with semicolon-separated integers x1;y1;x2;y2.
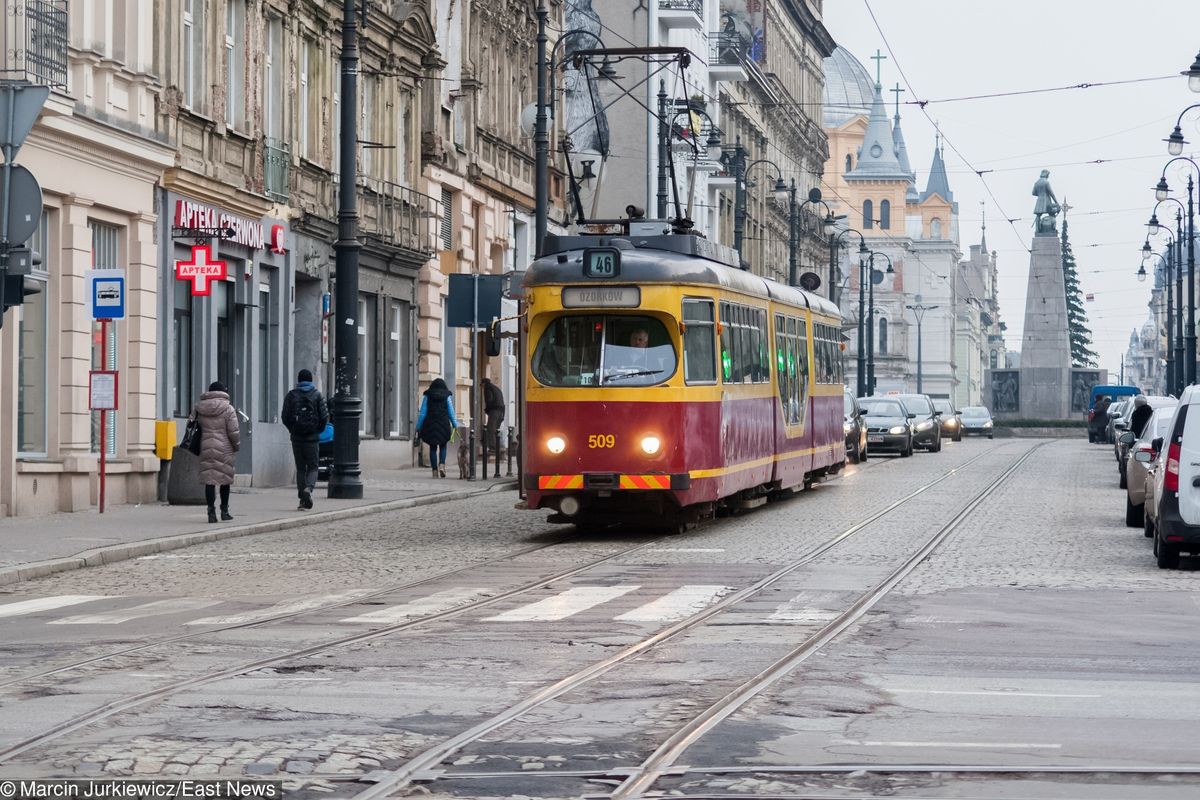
531;315;676;387
358;295;376;436
880;199;891;230
386;302;412;437
173;278;193;417
224;0;245;129
811;322;843;385
878;318;888;354
774;313;809;426
214;277;234;391
361;75;375;177
718;302;769;384
264;16;283;138
18;212;49;456
990;349;998;369
183;0;205;110
89;221;121;456
931;218;943;238
440;187;454;251
862;199;873;230
845;154;852;173
682;298;716;384
300;38;313;157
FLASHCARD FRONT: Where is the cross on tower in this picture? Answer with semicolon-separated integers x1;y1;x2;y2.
890;82;905;117
870;49;887;86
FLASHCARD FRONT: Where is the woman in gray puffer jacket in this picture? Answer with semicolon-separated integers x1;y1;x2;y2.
191;381;240;523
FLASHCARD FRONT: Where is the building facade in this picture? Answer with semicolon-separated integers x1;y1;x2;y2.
2;0;174;516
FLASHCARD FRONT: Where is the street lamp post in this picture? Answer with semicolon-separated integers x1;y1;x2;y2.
733;154;790;279
328;0;363;499
906;297;939;395
867;251;894;396
533;0;548;256
1156;165;1197;384
796;188;837;300
853;240;869;397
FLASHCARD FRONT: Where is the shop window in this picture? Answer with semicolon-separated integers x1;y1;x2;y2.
386;301;413;437
89;221;121;456
215;278;234;392
173;278;193;417
358;294;376;436
18;212;49;456
258;268;279;423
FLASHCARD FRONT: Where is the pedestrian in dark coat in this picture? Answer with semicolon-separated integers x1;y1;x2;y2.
1130;395;1154;438
281;368;330;511
482;377;505;452
191;381;240;523
416;378;460;478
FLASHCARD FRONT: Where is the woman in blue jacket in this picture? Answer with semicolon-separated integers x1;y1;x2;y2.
416;378;460;477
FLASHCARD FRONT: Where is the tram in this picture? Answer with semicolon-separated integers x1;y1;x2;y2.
520;226;845;533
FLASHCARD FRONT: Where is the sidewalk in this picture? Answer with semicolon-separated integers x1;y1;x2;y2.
0;466;517;588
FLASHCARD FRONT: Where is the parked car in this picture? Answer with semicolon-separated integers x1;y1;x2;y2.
931;398;962;442
897;394;942;452
1143;384;1200;568
960;406;993;438
1105;398;1131;445
1123;407;1177;527
1115;396;1176;485
858;396;914;457
843;389;868;464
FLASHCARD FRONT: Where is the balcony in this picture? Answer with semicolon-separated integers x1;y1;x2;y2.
354;177;438;259
264;137;290;203
659;0;703;30
0;0;68;87
708;31;749;83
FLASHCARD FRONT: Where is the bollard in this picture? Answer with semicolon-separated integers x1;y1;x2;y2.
468;429;476;480
506;426;514;477
481;425;489;480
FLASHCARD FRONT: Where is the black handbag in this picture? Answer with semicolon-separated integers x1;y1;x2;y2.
181;416;202;456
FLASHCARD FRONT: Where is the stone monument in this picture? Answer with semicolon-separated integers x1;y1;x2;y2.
1017;169;1072;419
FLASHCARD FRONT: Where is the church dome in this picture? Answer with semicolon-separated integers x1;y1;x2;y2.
823;47;875;128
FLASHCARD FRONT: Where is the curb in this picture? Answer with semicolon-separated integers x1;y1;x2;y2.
0;480;517;589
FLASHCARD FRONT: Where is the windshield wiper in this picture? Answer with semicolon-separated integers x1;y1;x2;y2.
604;369;664;382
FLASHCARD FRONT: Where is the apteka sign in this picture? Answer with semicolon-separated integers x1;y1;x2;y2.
174;199;287;253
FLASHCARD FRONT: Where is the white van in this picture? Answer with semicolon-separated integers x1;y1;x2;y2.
1145;384;1200;568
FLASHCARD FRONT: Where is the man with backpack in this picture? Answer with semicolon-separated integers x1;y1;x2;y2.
281;369;330;510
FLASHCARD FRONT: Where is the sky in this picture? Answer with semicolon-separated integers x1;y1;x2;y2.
822;0;1200;381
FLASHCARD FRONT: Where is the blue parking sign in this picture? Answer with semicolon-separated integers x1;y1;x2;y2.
90;272;125;320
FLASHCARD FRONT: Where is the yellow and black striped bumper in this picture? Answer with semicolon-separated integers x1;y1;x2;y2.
531;473;690;491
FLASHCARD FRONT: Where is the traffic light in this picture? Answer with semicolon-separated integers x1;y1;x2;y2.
485;319;501;357
0;248;42;326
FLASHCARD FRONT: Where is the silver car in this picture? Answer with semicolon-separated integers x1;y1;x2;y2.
1123;407;1177;528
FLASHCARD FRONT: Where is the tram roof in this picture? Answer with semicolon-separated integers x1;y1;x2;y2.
526;234;842;319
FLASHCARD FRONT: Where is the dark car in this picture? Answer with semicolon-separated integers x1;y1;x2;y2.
858;397;914;457
931;398;962;442
844;389;867;464
960;405;994;438
897;393;942;452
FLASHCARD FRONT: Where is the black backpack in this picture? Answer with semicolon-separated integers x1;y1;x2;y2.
291;391;324;435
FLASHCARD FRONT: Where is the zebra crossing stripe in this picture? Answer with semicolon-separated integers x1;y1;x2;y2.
614;585;734;622
0;596;110;619
49;598;222;625
484;585;640;622
340;588;492;624
187;593;366;626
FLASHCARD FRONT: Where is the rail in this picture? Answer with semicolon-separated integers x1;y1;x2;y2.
263;137;290;202
347;177;438;257
709;30;749;68
0;0;68;88
660;0;703;11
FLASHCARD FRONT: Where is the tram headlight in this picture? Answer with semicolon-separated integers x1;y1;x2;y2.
546;436;566;454
888;425;906;434
641;435;662;455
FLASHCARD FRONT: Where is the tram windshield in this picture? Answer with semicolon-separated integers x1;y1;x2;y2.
532;315;676;387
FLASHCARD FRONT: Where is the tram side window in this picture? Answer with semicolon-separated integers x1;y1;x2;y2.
796;319;810;424
682;298;717;384
775;315;789;419
719;302;733;382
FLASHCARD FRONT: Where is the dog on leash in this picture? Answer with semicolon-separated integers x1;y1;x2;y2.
456;427;470;479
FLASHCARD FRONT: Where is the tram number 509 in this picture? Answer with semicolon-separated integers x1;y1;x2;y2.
587;434;616;449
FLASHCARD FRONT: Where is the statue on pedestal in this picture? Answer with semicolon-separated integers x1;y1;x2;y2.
1032;169;1061;235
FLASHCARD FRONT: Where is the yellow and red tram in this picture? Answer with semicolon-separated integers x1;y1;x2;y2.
521;232;845;532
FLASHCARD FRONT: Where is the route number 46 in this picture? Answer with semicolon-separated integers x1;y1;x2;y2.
587;434;616;449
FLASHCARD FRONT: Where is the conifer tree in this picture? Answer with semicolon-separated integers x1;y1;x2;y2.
1062;212;1098;367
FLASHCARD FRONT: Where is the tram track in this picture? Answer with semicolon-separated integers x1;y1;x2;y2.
0;443;1005;775
347;443;1018;799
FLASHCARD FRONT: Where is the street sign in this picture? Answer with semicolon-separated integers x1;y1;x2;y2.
89;370;119;410
0;85;50;155
2;164;43;246
175;245;228;296
447;274;503;328
87;270;126;320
